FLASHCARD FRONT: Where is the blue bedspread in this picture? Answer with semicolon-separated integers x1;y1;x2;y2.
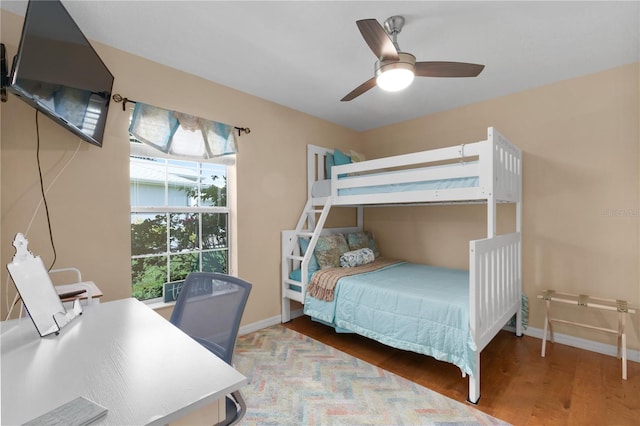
303;262;477;375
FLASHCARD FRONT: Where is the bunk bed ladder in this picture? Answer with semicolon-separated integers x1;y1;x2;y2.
282;198;332;321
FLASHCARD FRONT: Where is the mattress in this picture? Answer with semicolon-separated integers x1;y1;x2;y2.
303;262;477;375
311;162;479;198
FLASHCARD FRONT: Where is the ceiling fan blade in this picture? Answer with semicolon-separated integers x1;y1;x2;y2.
415;61;485;78
356;19;399;60
341;77;377;102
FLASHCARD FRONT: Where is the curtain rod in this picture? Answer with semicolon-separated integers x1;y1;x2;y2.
111;93;250;136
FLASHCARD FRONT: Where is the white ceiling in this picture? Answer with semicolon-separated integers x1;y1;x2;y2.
2;1;639;132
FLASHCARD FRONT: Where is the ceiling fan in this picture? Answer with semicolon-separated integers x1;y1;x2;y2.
341;16;485;102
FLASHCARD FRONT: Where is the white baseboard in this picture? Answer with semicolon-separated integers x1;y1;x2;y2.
240;314;639;364
238;315;280;335
523;326;640;363
238;309;304;336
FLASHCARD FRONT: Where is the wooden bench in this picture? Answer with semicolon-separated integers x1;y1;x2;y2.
538;290;636;380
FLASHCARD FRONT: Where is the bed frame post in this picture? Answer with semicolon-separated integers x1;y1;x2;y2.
515;131;523;337
515;200;523;337
307;145;318;198
468;239;480;404
487;128;497;238
487;197;496;238
281;231;294;322
468;352;481;404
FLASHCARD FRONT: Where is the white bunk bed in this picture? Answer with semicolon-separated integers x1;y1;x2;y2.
281;127;522;403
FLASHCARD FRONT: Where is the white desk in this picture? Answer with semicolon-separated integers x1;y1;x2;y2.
1;298;247;425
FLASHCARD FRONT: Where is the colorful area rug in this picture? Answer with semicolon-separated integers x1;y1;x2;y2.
234;325;508;425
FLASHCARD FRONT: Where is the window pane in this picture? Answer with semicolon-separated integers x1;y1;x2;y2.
167;162;198;207
202;213;227;249
130;158;167;207
167;158;196;169
203;250;228;274
131;213;167;255
169;253;199;281
131;256;167;300
169;213;199;253
200;163;227;207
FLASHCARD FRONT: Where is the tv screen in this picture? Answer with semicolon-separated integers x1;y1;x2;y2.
8;0;114;147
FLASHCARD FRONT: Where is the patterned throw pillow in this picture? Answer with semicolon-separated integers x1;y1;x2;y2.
346;232;368;250
340;248;375;268
314;234;350;269
346;231;380;258
365;231;380;258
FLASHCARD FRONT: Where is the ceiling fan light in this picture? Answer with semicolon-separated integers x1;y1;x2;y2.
376;68;414;92
375;52;416;92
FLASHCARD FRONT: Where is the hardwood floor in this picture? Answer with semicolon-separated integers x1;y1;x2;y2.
283;316;640;425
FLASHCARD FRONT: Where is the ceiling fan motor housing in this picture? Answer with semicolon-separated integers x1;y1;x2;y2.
375;52;416;75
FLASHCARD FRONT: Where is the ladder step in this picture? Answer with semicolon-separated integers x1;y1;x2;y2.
306;209;323;214
284;288;304;303
286;255;303;261
297;231;314;237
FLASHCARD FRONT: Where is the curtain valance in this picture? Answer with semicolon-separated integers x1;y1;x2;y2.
129;102;237;160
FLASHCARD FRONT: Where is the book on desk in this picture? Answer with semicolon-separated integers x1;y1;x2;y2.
22;396;107;426
56;282;103;302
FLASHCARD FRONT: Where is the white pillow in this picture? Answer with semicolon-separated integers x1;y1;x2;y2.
349;149;366;162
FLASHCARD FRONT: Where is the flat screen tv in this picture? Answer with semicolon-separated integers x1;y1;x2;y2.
8;0;114;147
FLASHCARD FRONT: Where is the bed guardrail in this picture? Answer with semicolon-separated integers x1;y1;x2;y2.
330;141;485;202
467;231;522;403
469;231;522;349
489;127;522;203
307;127;521;207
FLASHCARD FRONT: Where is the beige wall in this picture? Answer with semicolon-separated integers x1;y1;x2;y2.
0;10;361;324
361;63;640;349
2;8;638;352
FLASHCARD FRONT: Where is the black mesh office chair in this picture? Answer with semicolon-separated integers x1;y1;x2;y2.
170;272;252;426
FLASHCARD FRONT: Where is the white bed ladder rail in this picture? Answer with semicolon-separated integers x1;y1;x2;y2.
282;198;332;320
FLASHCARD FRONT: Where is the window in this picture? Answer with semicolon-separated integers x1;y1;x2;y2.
130;153;230;302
